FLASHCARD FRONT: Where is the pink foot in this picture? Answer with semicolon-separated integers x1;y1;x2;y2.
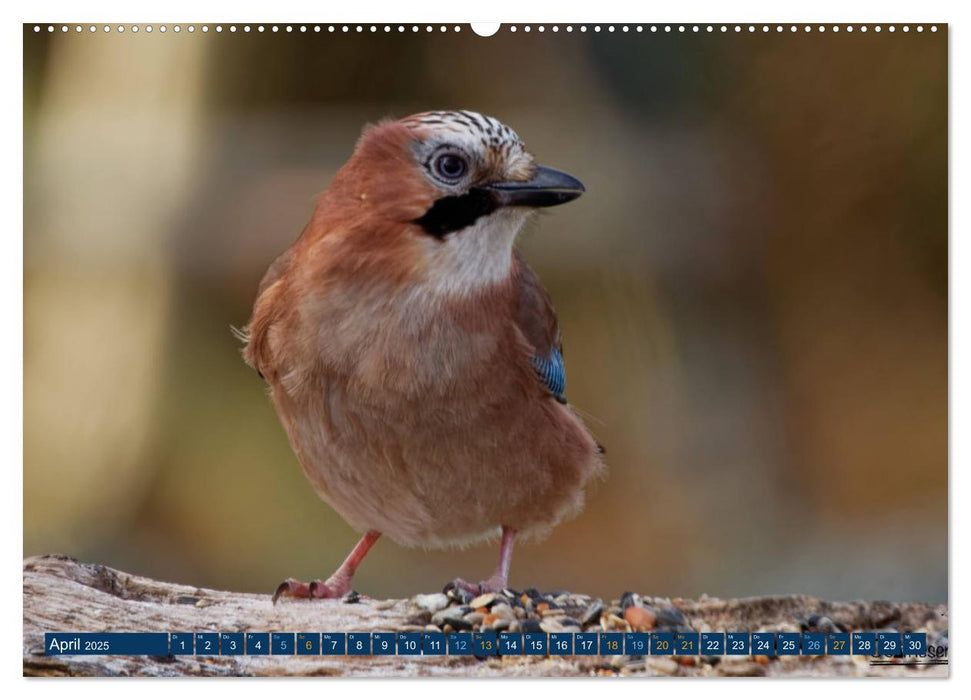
449;576;507;597
448;527;518;598
271;530;380;604
272;576;351;603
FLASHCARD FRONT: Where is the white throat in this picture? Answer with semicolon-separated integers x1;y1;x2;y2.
419;208;528;297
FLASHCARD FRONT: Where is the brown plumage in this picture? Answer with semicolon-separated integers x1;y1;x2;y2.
242;111;604;599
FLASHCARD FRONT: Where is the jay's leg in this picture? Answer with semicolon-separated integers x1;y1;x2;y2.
273;530;381;603
450;526;517;595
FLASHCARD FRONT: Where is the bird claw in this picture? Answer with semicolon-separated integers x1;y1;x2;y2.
271;577;348;603
447;576;507;597
447;578;481;596
272;578;314;603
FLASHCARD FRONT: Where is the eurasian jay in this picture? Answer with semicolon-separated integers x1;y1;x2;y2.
241;110;605;600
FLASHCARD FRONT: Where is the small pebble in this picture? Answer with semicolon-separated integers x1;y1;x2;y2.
624;606;657;631
443;583;473;605
540;618;569;633
602;613;630;631
490;603;516;621
581;600;605;627
646;658;678;674
609;654;631;669
620;657;647;672
719;661;765;677
342;590;360;604
521;618;542;633
406;611;432;627
469;593;497;609
655;606;689;630
432;608;474;630
801;614;845;634
412;593;449;613
464;612;486;626
620;591;643;610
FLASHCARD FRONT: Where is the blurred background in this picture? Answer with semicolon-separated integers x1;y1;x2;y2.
23;25;947;603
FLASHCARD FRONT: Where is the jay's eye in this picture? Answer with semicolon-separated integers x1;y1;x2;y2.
433;153;468;181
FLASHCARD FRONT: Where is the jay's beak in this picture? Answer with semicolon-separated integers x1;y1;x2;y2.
486;165;585;208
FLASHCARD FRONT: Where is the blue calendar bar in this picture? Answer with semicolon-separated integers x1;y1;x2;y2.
372;632;396;655
549;632;573;655
625;632;649;655
802;632;825;656
321;632;345;655
448;632;472;655
45;633;169;656
675;632;699;655
777;632;800;655
220;632;243;655
42;630;939;657
347;632;370;655
423;632;446;655
170;632;193;655
600;632;623;655
398;632;422;655
752;632;774;656
296;632;320;655
903;632;927;657
878;632;902;657
852;632;877;656
574;632;598;655
500;632;524;655
195;633;219;655
473;631;499;656
271;633;294;655
726;632;749;655
700;632;725;655
246;633;269;655
651;632;674;655
827;633;850;655
524;632;548;655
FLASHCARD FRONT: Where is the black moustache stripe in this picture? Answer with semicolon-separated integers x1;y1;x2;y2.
413;188;501;239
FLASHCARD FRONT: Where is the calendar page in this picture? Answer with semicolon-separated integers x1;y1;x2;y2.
21;10;948;681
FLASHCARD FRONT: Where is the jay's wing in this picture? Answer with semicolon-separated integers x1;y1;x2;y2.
514;253;567;404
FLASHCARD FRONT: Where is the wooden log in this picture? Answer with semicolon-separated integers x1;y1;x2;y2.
23;554;948;677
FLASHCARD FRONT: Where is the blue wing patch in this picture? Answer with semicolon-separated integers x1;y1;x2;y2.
531;347;567;403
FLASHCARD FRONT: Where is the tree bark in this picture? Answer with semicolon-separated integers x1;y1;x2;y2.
23;554;948;677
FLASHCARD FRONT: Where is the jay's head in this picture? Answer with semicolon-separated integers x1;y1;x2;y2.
318;111;584;295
